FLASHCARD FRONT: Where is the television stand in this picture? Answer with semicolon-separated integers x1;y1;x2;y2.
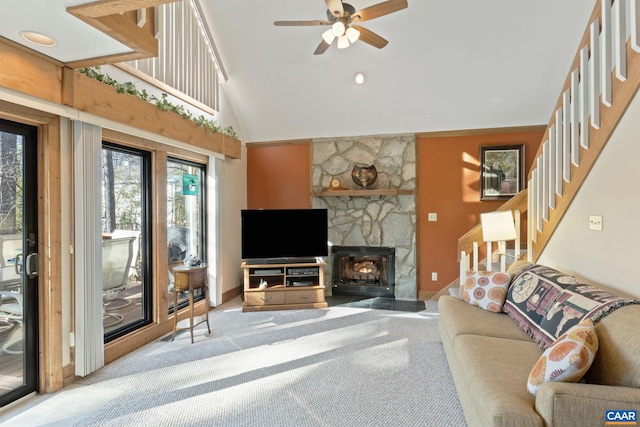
241;259;327;312
244;257;321;265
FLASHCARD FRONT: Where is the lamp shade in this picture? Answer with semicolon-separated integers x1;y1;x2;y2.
346;26;360;43
332;21;346;37
322;28;336;45
337;35;350;49
481;211;517;242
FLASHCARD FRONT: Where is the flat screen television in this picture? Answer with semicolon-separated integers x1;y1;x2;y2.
241;209;328;263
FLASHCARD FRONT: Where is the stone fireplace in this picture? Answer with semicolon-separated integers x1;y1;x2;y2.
331;246;395;298
311;134;417;299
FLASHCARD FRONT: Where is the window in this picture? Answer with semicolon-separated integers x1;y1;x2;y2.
101;143;152;341
167;158;206;310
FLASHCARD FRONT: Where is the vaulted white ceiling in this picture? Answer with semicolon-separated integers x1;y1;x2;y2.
0;0;596;143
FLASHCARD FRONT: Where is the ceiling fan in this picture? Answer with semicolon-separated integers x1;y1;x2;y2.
274;0;408;55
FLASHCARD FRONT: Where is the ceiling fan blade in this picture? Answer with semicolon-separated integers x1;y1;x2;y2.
351;0;408;22
314;40;331;55
352;25;388;49
325;0;345;18
274;20;330;26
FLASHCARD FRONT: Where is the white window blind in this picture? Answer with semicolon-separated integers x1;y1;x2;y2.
73;121;104;377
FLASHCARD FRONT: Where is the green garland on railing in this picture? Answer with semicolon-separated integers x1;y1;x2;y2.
78;67;236;138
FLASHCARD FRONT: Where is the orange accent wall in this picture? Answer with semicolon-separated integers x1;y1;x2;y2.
417;130;544;293
246;143;312;209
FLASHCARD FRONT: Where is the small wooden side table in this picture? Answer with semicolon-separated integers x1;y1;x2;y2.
171;264;211;343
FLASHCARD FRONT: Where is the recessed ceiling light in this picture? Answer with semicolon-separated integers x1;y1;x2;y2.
354;72;366;85
20;31;57;47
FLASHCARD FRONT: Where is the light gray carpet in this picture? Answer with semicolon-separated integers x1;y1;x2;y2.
72;297;465;427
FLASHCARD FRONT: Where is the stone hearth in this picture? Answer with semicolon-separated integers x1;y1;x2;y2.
311;134;417;299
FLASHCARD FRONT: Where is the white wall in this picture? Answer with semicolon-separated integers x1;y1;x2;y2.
218;144;246;297
538;91;640;298
217;86;246;298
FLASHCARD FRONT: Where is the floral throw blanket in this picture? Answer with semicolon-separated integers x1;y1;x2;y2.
503;264;638;349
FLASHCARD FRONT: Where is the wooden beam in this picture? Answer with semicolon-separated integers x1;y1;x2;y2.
70;72;241;158
81;14;157;55
66;2;179;68
0;39;64;105
416;125;547;139
65;50;158;71
67;0;176;18
65;10;158;67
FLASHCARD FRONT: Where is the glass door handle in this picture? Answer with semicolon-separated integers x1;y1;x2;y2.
14;253;23;275
25;253;38;279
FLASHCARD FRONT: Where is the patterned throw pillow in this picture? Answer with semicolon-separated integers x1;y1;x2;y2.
462;271;512;313
526;318;598;396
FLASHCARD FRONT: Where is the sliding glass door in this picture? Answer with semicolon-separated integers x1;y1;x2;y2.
0;119;38;406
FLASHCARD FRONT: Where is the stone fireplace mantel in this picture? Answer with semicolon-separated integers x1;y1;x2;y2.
312;189;414;197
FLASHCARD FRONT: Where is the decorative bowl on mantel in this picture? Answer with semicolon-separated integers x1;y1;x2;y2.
351;164;378;188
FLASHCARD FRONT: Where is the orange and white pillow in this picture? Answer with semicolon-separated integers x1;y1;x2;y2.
527;318;598;395
462;271;511;313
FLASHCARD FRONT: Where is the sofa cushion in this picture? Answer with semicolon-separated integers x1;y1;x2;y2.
438;295;532;343
453;334;543;427
586;304;640;388
527;318;598;395
462;271;511;312
503;264;636;349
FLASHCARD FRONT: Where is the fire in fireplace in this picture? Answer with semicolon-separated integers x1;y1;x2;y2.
331;246;395;298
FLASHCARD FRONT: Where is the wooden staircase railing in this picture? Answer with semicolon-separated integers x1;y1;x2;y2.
529;0;640;260
457;189;528;262
458;189;527;282
457;0;640;285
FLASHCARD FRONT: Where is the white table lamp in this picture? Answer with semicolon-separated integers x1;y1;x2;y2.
480;211;517;271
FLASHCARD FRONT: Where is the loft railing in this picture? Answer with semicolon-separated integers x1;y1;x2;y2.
120;0;224;114
457;0;640;285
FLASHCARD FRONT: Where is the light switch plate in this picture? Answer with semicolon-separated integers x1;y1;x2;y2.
428;213;437;222
589;215;603;231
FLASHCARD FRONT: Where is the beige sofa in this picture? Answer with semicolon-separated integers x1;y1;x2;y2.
438;268;640;427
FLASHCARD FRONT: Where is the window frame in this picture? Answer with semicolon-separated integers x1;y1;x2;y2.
102;141;154;343
167;156;207;313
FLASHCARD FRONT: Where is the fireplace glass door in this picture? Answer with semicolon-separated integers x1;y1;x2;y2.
331;246;395;298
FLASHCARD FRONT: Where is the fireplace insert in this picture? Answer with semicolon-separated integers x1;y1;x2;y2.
331;246;395;298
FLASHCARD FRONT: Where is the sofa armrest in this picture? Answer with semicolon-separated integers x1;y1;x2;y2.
536;382;640;427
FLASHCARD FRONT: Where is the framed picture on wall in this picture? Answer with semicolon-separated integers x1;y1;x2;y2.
480;145;524;200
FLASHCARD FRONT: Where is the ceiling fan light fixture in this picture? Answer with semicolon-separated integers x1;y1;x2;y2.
332;21;346;37
346;27;360;43
354;72;366;85
322;28;336;45
337;35;350;49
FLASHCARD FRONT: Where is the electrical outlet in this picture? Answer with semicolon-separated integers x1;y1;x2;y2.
431;272;438;281
428;213;437;222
